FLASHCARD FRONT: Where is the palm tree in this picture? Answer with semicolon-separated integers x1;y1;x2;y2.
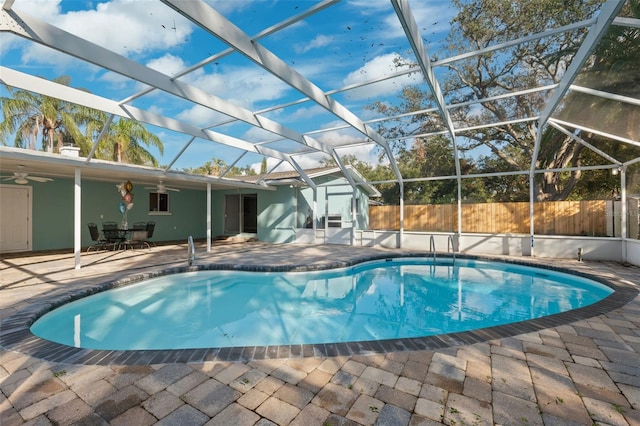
1;76;164;166
95;117;164;166
0;76;89;153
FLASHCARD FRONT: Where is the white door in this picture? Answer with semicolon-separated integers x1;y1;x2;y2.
0;184;32;252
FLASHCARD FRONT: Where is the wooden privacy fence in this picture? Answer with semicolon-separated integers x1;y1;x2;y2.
369;200;613;236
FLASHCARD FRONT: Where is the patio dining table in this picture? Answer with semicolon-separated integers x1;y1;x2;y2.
102;227;128;250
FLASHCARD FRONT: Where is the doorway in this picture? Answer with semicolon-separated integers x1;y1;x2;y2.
0;185;32;252
224;193;257;234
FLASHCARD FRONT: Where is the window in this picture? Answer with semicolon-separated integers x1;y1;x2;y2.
149;192;170;214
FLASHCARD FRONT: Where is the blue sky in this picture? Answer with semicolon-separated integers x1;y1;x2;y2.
1;0;456;173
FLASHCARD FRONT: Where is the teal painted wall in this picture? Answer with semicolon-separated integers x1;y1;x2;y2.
27;178;207;251
18;172;371;251
210;187;295;243
258;186;295;243
297;174;369;229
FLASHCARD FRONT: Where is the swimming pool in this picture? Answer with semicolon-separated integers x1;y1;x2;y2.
31;257;613;351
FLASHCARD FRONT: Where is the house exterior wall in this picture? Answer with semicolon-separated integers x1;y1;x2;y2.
20;178;206;251
297;174;370;230
210;187;295;243
212;175;372;244
5;171;372;252
258;186;296;243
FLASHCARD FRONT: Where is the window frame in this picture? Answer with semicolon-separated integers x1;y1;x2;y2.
149;192;171;215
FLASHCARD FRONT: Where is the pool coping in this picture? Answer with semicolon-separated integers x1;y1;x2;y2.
1;253;638;365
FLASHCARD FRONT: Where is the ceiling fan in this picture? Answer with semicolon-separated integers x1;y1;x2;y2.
144;180;180;193
3;165;53;184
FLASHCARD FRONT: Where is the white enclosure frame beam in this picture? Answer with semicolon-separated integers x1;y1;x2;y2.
548;122;622;165
536;0;624;132
528;0;624;256
161;0;404;187
391;0;463;236
549;118;640;148
0;8;337;159
0;67;292;162
613;16;640;29
570;85;640;107
123;0;339;105
433;19;595;67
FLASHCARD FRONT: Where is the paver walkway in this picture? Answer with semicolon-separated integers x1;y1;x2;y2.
1;242;639;425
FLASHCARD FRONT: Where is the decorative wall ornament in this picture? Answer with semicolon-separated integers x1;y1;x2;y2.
116;180;134;228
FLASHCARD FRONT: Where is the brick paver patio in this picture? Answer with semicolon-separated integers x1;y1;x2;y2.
1;242;639;425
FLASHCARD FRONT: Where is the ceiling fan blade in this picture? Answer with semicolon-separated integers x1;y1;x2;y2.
166;187;180;192
3;176;18;181
27;176;53;182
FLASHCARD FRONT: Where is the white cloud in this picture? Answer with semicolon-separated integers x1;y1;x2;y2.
294;34;333;54
146;54;187;77
284;105;328;122
175;104;229;128
342;53;420;100
17;0;192;68
12;0;61;19
242;126;279;143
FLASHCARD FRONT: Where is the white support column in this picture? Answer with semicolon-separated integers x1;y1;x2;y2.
313;188;317;243
399;183;404;248
351;191;357;246
207;182;212;253
74;168;81;269
529;171;536;257
621;167;627;263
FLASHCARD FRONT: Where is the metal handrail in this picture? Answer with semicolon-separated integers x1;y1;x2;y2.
448;234;456;266
187;235;196;266
429;235;436;265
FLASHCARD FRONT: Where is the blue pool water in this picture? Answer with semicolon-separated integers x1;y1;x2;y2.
31;258;613;350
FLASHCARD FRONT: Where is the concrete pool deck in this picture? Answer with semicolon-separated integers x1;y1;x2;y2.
1;241;639;425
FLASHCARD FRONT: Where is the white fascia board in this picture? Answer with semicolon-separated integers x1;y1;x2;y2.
305;165;381;197
2;0;15;10
0;146;274;190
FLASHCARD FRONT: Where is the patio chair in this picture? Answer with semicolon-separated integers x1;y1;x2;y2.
145;221;156;246
132;221;147;231
102;221;118;230
86;223;107;252
122;229;150;250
